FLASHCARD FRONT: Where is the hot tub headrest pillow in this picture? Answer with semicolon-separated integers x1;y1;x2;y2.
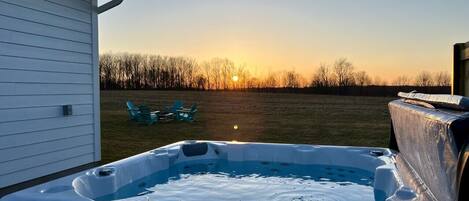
398;91;469;111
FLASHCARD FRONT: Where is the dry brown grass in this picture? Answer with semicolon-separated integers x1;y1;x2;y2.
100;90;394;163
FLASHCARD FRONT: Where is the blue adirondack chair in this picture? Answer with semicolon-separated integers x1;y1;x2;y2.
126;101;164;123
165;100;184;114
135;105;158;125
176;104;198;122
126;101;140;120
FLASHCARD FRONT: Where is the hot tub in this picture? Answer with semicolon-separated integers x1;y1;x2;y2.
1;141;417;201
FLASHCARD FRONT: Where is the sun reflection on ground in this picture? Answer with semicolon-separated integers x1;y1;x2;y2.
230;140;247;144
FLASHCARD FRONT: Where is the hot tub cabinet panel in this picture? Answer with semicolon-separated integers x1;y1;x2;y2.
1;141;417;201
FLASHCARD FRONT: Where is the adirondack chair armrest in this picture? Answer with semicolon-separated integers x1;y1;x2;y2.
177;108;198;113
177;108;191;113
160;112;174;117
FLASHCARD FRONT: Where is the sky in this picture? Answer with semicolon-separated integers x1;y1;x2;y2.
98;0;469;81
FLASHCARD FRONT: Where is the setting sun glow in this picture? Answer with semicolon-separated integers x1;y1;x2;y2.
98;0;467;83
232;75;239;82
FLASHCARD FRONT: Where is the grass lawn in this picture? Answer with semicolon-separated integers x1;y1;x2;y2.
100;90;394;163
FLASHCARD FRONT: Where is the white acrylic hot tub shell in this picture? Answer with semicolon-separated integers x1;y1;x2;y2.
1;141;416;201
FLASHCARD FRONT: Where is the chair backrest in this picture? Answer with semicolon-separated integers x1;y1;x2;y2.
138;105;151;115
126;101;140;119
171;100;184;112
126;101;137;110
190;104;198;113
136;105;155;125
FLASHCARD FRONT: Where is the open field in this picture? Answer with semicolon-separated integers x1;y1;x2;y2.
100;90;394;163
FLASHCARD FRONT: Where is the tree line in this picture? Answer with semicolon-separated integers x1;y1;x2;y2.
309;58;451;87
99;53;451;91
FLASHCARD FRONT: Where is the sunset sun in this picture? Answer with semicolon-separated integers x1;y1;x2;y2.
232;75;239;82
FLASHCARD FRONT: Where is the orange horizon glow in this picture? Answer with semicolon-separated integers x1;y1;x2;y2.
98;0;467;83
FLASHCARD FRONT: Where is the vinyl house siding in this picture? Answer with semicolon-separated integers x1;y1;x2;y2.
0;0;100;188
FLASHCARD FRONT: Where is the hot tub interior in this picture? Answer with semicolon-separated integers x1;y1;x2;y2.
95;159;377;201
70;141;411;201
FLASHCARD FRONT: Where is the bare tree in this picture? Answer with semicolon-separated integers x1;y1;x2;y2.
282;70;301;88
195;75;206;90
264;72;279;88
99;53;115;89
414;71;433;86
372;76;388;86
237;64;251;89
201;61;212;89
220;58;234;89
247;77;261;88
333;58;355;87
210;58;223;90
433;71;450;86
311;63;332;87
392;75;411;86
354;71;371;87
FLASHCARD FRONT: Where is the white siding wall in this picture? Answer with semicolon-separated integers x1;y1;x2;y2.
0;0;100;188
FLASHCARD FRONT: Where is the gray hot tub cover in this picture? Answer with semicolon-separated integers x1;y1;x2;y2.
389;99;469;201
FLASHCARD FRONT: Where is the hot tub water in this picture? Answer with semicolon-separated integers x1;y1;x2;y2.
96;159;381;201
